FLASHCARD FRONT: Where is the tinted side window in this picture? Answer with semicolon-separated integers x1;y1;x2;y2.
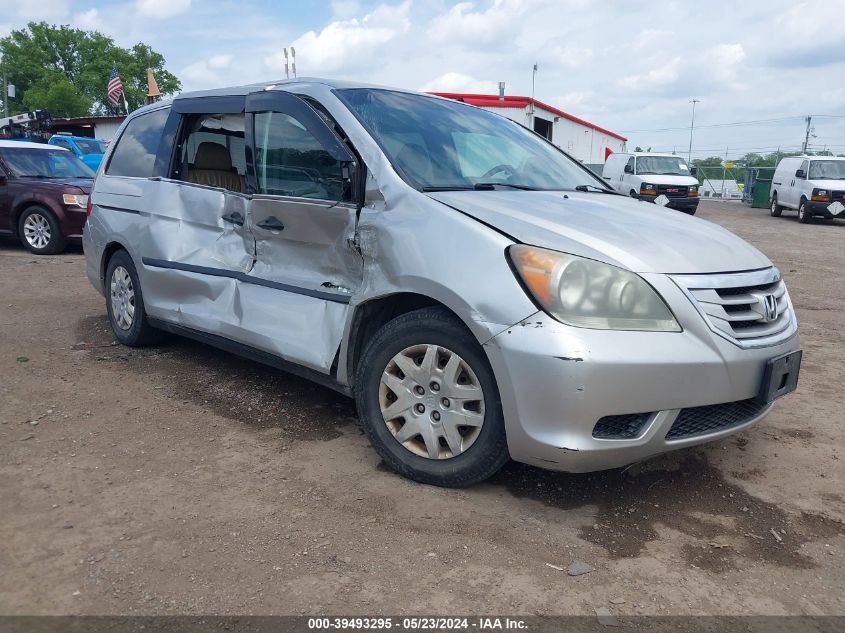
106;108;170;178
51;138;73;150
254;111;347;201
626;157;635;172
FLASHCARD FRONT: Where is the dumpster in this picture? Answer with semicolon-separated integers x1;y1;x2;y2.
751;177;772;208
744;167;775;208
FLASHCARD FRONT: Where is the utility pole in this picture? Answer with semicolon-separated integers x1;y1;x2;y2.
688;98;699;163
530;62;538;130
721;146;728;198
801;115;812;154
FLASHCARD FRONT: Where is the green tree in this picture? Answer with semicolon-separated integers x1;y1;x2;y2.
22;73;90;117
1;22;180;117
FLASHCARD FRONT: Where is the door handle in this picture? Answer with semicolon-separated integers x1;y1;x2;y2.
221;211;244;226
257;216;285;231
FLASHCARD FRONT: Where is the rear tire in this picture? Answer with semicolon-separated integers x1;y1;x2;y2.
798;199;812;224
770;195;783;217
104;250;161;346
354;307;509;487
18;206;65;255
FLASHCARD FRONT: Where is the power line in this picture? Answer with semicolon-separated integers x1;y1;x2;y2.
621;115;804;134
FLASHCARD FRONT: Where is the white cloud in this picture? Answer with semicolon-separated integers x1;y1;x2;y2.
74;8;104;31
136;0;191;19
420;72;498;94
548;44;593;69
619;58;681;91
208;54;232;69
427;0;531;45
266;1;411;75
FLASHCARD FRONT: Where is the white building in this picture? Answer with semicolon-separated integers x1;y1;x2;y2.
700;179;742;199
50;115;126;140
432;92;627;165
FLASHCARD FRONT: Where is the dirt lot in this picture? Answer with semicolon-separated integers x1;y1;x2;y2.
1;199;843;617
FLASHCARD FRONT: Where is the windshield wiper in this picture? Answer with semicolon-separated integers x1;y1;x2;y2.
573;184;617;194
473;182;538;191
420;186;475;192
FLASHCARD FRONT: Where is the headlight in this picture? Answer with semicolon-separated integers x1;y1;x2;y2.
816;189;828;196
689;185;698;192
62;194;89;208
509;245;681;331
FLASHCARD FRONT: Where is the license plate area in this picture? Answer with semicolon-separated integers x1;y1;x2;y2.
757;350;802;404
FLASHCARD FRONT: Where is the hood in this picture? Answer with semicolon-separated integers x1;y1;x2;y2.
18;176;93;192
427;190;771;274
636;174;698;186
808;179;845;190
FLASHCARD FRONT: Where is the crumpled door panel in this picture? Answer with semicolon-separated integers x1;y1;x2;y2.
139;181;254;334
247;197;361;290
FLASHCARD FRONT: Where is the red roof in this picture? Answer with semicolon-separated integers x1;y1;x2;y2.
430;92;627;142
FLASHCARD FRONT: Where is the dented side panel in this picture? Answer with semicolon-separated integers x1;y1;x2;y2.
135;180;254;335
247;197;361;291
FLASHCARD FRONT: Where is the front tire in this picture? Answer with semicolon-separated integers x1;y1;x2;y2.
798;199;812;224
18;206;65;255
104;250;161;346
354;307;509;487
770;195;783;217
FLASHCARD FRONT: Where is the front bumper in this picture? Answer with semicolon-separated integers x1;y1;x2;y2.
483;273;799;473
637;194;700;212
805;200;843;218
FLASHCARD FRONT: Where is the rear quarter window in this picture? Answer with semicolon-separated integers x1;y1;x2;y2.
106;108;170;178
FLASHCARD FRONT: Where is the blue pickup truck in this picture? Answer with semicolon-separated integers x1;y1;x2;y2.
47;135;108;171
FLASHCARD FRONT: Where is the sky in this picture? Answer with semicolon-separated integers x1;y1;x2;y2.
2;0;845;159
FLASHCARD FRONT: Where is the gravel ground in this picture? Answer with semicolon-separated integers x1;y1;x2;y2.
0;199;843;616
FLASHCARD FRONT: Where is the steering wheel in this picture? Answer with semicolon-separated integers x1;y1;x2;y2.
481;164;518;180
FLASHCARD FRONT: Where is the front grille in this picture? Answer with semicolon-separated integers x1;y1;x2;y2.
657;184;689;198
672;269;796;347
832;190;845;202
666;399;768;440
592;413;652;439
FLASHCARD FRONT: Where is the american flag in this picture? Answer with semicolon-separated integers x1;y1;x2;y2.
107;66;124;107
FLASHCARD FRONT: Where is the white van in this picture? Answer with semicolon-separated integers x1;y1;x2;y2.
769;156;845;223
602;152;700;214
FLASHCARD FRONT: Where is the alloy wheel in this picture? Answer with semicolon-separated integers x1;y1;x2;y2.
110;266;135;330
379;343;485;460
23;213;51;250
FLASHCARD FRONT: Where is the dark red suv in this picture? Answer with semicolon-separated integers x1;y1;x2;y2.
0;140;95;254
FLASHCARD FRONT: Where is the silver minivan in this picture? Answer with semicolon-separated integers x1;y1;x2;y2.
83;79;802;487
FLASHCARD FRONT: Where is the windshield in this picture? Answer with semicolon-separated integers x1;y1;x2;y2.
0;147;96;178
808;160;845;180
75;139;107;155
636;156;691;176
337;88;608;191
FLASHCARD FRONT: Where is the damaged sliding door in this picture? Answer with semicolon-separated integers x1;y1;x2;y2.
139;106;256;337
237;90;363;373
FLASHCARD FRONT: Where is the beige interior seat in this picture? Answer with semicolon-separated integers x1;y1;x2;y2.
186;142;245;193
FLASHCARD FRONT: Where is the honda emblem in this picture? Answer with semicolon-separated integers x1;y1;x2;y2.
762;294;779;322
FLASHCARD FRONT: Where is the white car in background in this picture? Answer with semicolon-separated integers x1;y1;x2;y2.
769;156;845;223
603;152;700;214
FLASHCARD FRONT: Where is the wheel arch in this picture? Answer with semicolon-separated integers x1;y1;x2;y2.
13;200;55;237
100;240;132;286
341;292;470;388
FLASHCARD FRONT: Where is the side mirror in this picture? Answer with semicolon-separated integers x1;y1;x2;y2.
690;166;698;176
0;173;7;185
795;169;806;179
623;164;633;174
